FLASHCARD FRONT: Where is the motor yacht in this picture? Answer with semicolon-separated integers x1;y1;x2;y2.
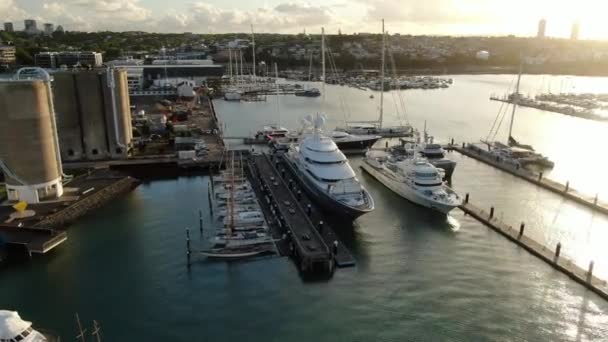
283;115;374;219
361;151;461;214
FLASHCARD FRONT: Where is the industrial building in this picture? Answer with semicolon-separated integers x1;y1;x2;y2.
0;45;16;66
52;68;133;161
34;52;103;68
0;71;64;203
34;52;58;69
3;23;14;32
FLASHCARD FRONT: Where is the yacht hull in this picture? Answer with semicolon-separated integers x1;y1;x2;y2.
283;155;372;220
360;162;457;214
334;136;381;150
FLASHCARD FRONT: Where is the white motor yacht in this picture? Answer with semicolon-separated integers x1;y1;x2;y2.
0;310;49;342
224;87;242;101
361;151;461;214
283;115;374;219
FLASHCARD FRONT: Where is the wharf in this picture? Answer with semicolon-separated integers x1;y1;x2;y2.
273;153;356;268
250;154;335;273
446;144;608;216
459;199;608;301
0;169;139;230
0;224;67;258
490;96;608;122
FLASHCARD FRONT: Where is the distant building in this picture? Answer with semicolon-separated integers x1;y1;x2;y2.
571;21;580;40
537;18;546;39
0;44;16;65
475;50;490;60
34;52;58;68
24;19;38;34
3;22;14;32
44;23;54;36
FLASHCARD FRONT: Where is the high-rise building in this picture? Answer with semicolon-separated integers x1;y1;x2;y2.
571;21;580;40
3;22;13;32
44;23;54;36
537;18;546;38
24;19;38;34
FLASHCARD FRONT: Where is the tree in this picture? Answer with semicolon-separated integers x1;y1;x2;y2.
15;48;33;65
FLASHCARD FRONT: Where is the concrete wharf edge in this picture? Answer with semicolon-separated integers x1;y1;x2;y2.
251;154;332;273
0;224;67;255
459;201;608;301
273;153;356;268
446;144;608;216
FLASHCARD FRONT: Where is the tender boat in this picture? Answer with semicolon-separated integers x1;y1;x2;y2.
361;151;461;214
0;310;50;342
329;130;381;150
295;88;321;97
282;115;374;219
224;87;242;101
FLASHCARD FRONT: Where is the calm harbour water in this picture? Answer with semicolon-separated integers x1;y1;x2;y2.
2;74;608;341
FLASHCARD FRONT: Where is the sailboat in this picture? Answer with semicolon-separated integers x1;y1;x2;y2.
477;62;554;169
336;19;414;138
202;152;274;259
224;49;242;101
253;63;290;141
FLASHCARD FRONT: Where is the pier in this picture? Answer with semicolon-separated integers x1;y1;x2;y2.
446;143;608;216
249;152;356;273
250;153;332;273
459;197;608;301
0;224;67;259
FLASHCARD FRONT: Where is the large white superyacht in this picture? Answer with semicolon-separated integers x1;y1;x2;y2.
283;115;374;219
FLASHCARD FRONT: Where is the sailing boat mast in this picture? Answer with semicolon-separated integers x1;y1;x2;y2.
251;24;256;84
228;49;233;85
228;152;235;235
321;27;326;108
274;63;281;127
508;59;523;142
379;19;385;129
239;50;244;86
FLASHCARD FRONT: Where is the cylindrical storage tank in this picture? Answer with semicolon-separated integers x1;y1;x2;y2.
104;69;133;159
53;72;85;161
75;71;110;160
0;80;63;203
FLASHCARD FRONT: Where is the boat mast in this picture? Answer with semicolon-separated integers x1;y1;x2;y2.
308;50;313;81
321;27;326;112
508;59;523;142
228;49;233;85
274;63;281;128
75;313;87;342
239;50;244;86
228;152;235;235
379;19;385;129
251;24;256;84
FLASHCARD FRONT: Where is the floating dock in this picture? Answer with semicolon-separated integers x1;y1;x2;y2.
459;197;608;301
249;153;356;274
446;144;608;216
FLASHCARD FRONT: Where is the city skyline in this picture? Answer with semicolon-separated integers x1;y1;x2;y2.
0;0;607;40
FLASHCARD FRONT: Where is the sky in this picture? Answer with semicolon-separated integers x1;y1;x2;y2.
2;0;608;39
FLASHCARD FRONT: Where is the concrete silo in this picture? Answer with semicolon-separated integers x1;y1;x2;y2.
0;75;64;203
52;68;133;160
53;72;85;161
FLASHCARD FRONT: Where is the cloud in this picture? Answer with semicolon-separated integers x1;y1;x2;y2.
0;0;27;21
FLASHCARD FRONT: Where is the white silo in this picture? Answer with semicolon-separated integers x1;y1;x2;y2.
0;68;64;203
